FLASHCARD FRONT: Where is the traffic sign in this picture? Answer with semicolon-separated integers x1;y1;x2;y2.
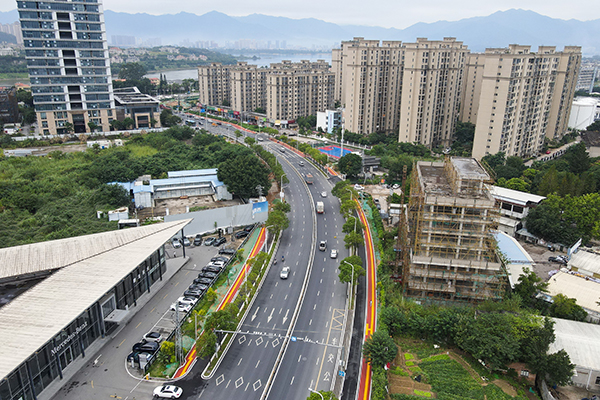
338;370;345;377
290;336;297;342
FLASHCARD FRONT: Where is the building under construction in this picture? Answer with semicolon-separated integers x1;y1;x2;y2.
406;157;505;303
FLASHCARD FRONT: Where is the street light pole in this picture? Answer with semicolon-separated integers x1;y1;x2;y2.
345;187;353;202
308;388;324;400
343;260;355;305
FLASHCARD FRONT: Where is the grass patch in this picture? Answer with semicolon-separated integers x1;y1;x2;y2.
390;367;409;376
397;337;443;359
406;361;415;366
408;366;423;374
391;395;431;400
414;390;432;397
127;144;159;158
0;73;28;80
404;353;414;360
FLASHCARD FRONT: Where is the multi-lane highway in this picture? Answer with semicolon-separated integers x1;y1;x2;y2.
175;119;350;399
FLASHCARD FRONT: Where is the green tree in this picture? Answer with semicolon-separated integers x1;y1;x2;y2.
513;268;548;307
254;107;266;114
244;136;256;145
118;62;147;81
196;330;217;359
344;231;363;249
340;199;358;217
234;130;242;139
63;122;74;134
545;350;575;386
122;117;135;130
273;201;291;213
342;216;363;234
538;166;560;196
338;255;365;285
217;154;271;199
306;391;337;400
379;306;406;337
586;120;600;132
564;142;590;174
550;293;588;321
87;121;99;133
159;340;176;363
160;109;181;127
338;153;362;179
362;329;397;368
265;209;289;233
205;309;237;332
16;89;34;107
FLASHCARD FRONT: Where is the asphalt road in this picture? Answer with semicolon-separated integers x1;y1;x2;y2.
50;244;229;400
266;149;348;399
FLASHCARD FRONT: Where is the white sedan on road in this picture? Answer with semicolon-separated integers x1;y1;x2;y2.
153;385;183;398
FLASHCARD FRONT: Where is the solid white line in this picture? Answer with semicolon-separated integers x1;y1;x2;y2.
290;376;295;386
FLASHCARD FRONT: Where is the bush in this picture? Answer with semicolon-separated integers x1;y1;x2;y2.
414;390;432;397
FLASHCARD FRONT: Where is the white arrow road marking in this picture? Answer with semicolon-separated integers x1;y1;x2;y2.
267;309;275;323
282;309;290;324
252;307;259;321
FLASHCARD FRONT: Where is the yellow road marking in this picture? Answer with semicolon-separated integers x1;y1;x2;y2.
135;322;141;329
118;339;126;347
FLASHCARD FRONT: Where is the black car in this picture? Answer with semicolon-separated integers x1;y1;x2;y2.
189;283;209;291
202;266;222;273
211;256;229;263
198;271;218;279
235;231;249;239
243;225;254;233
213;237;227;246
132;340;160;353
219;247;236;255
194;277;213;285
183;289;202;298
193;235;202;246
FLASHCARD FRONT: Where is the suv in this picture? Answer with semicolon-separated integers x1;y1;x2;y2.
193;235;202;246
213;237;227;246
319;241;327;251
235;231;249;239
202;266;222;273
219;247;236;255
132;340;160;353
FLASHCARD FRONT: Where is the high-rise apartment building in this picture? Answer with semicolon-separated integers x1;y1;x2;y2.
575;63;598;94
332;37;467;149
464;45;581;159
17;0;115;135
398;38;468;148
332;38;404;136
198;60;334;122
406;157;504;303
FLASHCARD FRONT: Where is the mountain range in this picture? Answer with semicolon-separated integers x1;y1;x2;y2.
1;8;599;55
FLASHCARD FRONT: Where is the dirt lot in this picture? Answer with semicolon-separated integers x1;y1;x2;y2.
138;195;243;219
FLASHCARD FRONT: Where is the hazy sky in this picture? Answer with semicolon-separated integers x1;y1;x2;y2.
96;0;597;29
1;0;598;28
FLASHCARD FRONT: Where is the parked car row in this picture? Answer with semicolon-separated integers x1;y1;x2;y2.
171;225;254;250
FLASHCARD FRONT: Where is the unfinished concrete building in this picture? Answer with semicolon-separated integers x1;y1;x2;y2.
406;157;505;303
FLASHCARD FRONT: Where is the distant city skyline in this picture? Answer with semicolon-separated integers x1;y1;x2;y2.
3;0;594;29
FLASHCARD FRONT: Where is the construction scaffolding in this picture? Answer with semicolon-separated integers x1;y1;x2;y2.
405;157;506;303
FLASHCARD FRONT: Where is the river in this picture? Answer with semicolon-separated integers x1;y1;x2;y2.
144;52;331;81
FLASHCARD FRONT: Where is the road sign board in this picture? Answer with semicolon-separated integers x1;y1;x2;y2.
338;370;345;377
290;336;297;342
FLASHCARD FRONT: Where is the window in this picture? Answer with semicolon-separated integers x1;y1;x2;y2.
595;376;600;385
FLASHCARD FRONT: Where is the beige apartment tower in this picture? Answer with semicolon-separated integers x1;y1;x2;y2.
332;37;468;149
198;60;334;122
332;38;405;136
398;38;468;148
464;45;582;159
406;157;504;303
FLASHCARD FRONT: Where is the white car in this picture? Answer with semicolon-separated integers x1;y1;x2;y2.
330;249;338;259
171;238;182;248
153;385;183;399
280;266;290;279
354;184;364;191
170;302;192;313
321;191;327;198
143;331;163;343
176;296;197;306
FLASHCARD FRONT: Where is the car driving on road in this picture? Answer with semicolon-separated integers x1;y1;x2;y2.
153;385;183;399
280;266;290;279
319;240;327;251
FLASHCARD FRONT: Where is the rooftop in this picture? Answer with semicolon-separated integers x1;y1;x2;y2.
568;250;600;276
0;219;191;380
113;87;159;106
549;317;600;371
546;271;600;315
451;157;490;181
493;231;534;288
489;185;546;207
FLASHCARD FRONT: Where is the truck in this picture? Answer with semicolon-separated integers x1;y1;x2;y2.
316;201;324;214
305;173;313;184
